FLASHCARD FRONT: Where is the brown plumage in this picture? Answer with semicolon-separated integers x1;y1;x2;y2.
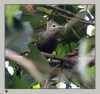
33;20;64;53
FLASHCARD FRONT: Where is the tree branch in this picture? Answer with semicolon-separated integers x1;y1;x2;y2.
20;50;95;67
5;49;46;86
59;24;87;43
43;5;95;25
41;52;95;66
70;27;81;39
58;13;95;25
41;52;76;66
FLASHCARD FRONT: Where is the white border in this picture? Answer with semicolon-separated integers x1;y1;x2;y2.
0;0;96;4
0;0;98;94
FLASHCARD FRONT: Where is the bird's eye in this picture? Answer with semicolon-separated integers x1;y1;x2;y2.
53;25;56;27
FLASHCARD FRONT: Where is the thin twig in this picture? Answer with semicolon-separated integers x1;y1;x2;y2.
58;13;95;25
41;52;75;66
49;64;60;75
45;5;84;20
68;43;72;52
70;27;81;39
44;5;95;25
59;24;87;43
84;5;89;17
44;64;60;88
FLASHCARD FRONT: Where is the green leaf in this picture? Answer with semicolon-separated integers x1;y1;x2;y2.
56;43;68;56
88;66;95;80
28;43;49;66
6;5;21;27
5;68;28;89
36;6;53;14
5;60;36;89
70;42;77;51
79;37;95;56
21;14;47;30
56;42;77;56
20;68;36;88
91;28;95;36
6;20;33;53
27;44;50;78
62;5;94;43
32;83;41;89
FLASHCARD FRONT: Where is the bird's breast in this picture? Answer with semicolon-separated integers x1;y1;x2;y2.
37;37;58;53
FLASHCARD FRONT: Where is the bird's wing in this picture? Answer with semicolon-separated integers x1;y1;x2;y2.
32;31;46;45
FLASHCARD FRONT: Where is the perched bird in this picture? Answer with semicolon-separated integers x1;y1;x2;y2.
32;20;64;53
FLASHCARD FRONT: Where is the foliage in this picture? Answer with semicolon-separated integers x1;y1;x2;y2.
5;4;95;89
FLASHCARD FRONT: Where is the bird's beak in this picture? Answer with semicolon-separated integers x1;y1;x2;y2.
58;26;64;30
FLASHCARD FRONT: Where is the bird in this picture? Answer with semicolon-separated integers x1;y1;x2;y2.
32;20;64;53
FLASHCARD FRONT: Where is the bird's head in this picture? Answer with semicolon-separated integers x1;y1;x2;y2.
46;20;64;36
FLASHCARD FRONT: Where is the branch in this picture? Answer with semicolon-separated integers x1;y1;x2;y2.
44;5;83;19
5;49;46;86
43;5;95;25
58;13;95;25
41;52;77;66
47;60;61;66
70;27;81;39
41;52;95;66
20;50;95;67
59;24;87;43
